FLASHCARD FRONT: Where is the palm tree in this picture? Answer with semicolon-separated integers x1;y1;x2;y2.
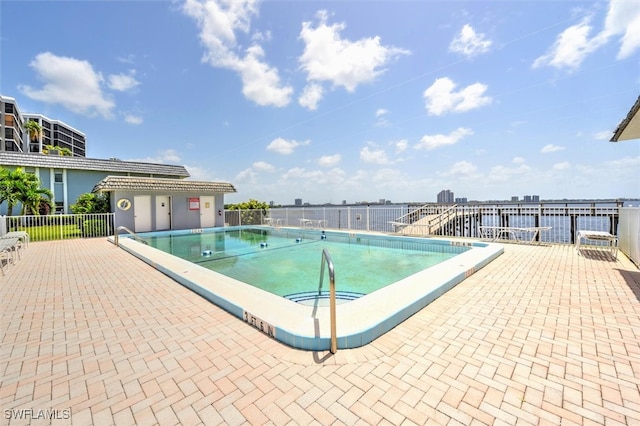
24;120;43;153
0;167;52;216
0;167;26;215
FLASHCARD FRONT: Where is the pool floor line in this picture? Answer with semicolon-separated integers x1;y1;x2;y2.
191;238;323;265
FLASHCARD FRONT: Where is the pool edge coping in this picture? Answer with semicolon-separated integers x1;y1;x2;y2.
113;231;504;351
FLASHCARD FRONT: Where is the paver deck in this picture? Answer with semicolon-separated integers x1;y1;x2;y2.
1;238;639;425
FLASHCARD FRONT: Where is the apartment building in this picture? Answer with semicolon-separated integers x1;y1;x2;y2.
0;95;26;153
437;189;454;204
0;94;86;157
24;114;86;157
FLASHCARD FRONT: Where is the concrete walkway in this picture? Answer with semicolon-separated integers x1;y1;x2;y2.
1;238;639;425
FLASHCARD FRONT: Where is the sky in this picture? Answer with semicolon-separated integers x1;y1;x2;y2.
1;0;639;205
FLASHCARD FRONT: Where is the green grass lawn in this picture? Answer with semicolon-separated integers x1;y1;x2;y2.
17;224;82;242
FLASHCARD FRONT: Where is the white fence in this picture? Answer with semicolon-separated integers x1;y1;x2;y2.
1;203;635;258
1;213;114;241
226;203;623;245
618;207;640;266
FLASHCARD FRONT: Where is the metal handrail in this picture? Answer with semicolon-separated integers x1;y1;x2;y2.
114;226;146;247
393;203;457;225
319;249;337;354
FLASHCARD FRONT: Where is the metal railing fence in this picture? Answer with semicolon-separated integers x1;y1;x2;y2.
0;202;630;249
231;202;624;245
2;213;114;241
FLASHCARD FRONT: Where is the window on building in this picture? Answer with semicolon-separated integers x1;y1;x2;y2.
54;172;63;184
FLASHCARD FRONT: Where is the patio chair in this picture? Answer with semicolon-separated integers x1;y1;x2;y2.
0;237;21;275
3;231;29;248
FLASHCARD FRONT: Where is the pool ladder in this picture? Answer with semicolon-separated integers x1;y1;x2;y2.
319;249;338;354
114;226;147;247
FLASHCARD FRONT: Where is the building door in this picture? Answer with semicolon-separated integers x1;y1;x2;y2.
134;196;152;232
155;196;171;230
200;196;215;228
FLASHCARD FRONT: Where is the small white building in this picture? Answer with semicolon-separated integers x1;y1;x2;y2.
92;176;236;232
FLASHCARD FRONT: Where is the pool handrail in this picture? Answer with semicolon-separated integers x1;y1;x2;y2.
319;249;337;354
114;226;147;247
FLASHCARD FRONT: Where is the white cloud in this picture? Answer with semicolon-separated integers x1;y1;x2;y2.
266;137;310;154
553;161;571;170
532;18;605;71
182;0;292;107
19;52;115;118
594;130;612;140
371;168;404;184
533;1;640;71
298;83;324;110
360;146;391;165
127;149;182;164
445;160;478;177
124;114;143;125
235;161;276;183
512;157;526;164
235;167;257;183
487;164;532;183
375;108;391;128
393;139;408;154
237;44;293;107
601;0;640;59
449;24;492;57
108;71;140;92
541;144;565;153
184;166;210;181
253;161;275;172
280;167;346;185
415;127;474;150
318;154;341;167
298;10;410;98
423;77;492;116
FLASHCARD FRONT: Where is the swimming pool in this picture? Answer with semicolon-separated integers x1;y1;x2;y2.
114;226;503;350
143;228;469;303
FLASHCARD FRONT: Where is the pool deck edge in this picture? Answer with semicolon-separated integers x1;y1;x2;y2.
115;235;503;351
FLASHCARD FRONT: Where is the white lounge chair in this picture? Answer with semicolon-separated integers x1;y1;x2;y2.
576;230;618;259
3;231;29;247
0;237;22;275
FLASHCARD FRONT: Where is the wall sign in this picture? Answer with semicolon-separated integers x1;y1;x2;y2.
116;198;131;211
189;198;200;210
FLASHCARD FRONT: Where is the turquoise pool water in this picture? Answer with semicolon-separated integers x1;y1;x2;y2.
117;226;503;350
143;227;469;301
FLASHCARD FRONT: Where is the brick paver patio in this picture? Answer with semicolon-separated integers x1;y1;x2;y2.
1;238;639;425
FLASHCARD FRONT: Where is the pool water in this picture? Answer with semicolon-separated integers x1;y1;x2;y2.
144;228;468;301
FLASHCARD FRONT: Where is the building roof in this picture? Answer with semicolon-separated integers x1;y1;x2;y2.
92;175;237;194
611;95;640;142
0;151;190;177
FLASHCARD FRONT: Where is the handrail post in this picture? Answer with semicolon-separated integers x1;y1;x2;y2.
319;249;337;353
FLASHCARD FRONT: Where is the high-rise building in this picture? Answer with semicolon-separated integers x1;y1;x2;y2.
0;95;25;153
0;94;87;157
294;198;302;206
437;189;454;204
24;114;86;157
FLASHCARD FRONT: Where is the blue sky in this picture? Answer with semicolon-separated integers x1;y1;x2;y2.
1;0;639;205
